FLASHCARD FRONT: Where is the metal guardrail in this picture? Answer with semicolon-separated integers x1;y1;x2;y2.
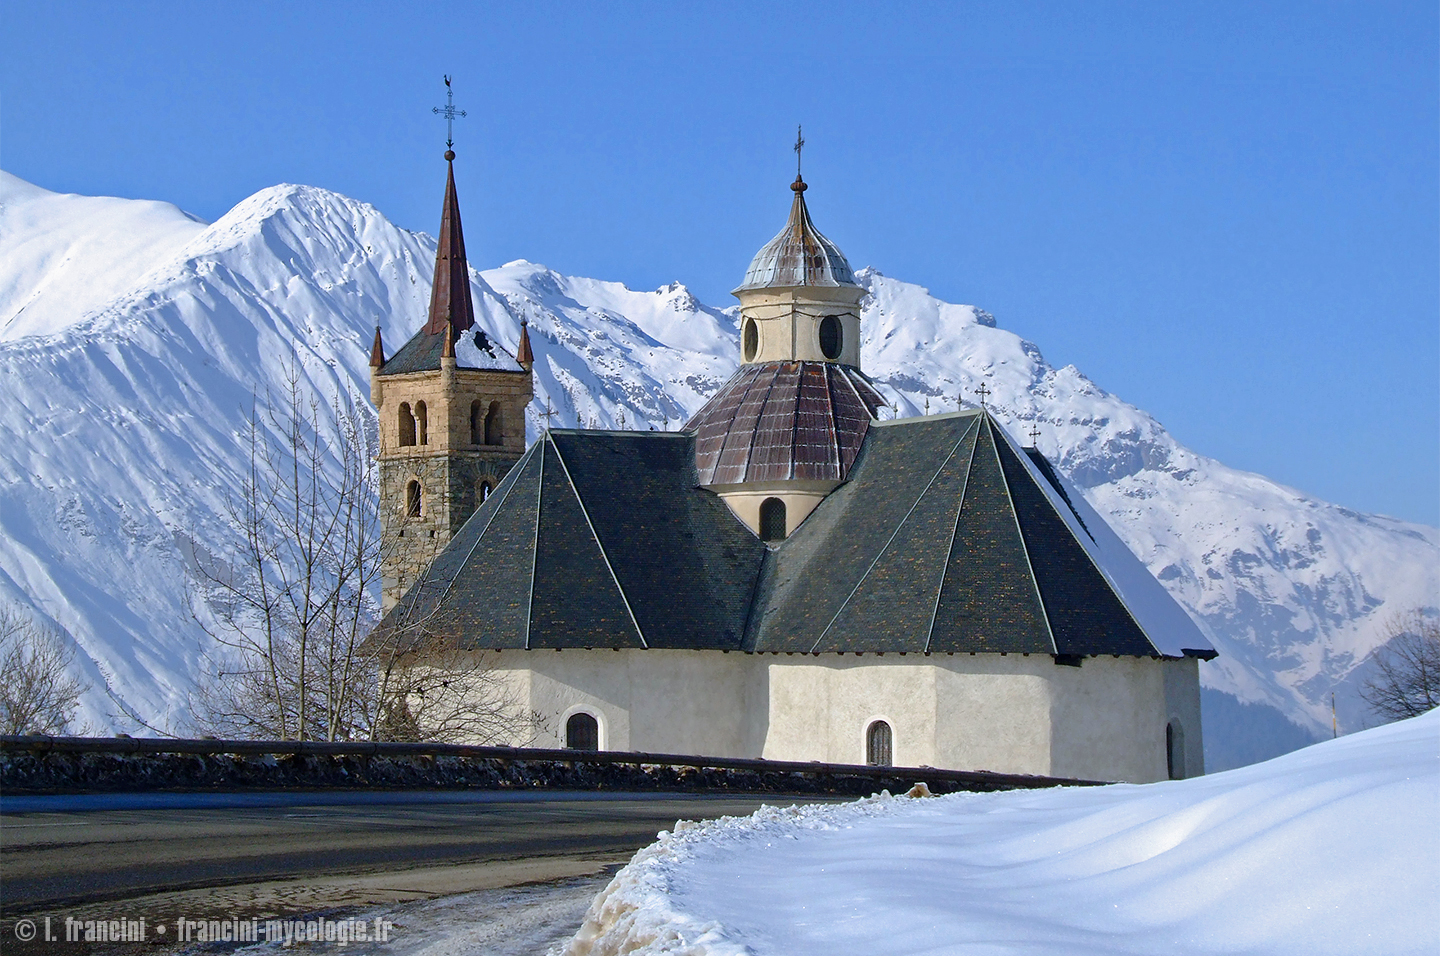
0;735;1106;790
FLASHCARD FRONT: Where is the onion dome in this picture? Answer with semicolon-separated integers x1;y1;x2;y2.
736;176;858;292
688;361;886;485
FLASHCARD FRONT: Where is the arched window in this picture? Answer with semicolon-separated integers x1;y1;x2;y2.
759;497;787;542
1167;720;1185;780
479;480;494;503
566;712;599;751
818;315;842;360
743;318;759;362
406;480;422;518
485;401;502;446
398;403;416;447
415;401;428;446
866;720;893;767
470;400;483;445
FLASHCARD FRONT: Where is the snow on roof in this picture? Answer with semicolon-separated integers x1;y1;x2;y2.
453;326;524;372
991;419;1215;658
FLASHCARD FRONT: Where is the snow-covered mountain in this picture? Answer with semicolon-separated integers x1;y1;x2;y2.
1;170;1434;767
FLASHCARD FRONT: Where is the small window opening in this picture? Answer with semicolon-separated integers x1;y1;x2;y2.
399;403;416;447
566;712;599;751
1166;720;1185;780
759;497;787;542
743;318;759;362
819;315;842;360
406;480;422;518
866;720;893;767
470;400;483;445
485;401;502;446
415;401;429;445
480;480;494;503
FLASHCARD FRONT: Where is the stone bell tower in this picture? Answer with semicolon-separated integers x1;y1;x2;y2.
686;144;885;542
370;148;534;610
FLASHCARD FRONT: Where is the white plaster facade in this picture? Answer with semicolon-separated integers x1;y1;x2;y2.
476;648;1204;784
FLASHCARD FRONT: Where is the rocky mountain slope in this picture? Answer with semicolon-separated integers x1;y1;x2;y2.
1;170;1433;766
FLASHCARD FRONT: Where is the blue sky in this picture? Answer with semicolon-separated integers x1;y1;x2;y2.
3;2;1436;524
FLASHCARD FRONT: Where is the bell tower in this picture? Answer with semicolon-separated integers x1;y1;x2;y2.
371;139;534;610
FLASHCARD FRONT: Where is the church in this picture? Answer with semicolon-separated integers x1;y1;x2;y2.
370;148;1216;785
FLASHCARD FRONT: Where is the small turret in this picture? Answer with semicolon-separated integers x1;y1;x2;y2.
516;321;534;371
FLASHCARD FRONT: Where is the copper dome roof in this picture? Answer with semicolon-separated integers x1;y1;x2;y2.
687;361;886;485
736;177;859;292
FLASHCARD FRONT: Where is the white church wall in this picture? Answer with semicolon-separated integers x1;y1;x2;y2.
762;657;939;766
1162;656;1205;779
1046;655;1168;783
479;649;1193;783
932;655;1055;777
498;649;760;756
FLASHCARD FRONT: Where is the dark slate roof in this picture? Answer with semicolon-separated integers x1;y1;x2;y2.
386;430;768;650
687;361;886;485
383;412;1216;660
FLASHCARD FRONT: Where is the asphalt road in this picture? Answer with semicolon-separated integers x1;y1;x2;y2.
0;791;807;917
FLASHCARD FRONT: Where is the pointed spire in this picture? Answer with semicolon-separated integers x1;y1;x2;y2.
516;321;534;370
369;326;385;368
424;159;476;337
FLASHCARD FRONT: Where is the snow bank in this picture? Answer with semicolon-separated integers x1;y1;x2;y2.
560;711;1439;956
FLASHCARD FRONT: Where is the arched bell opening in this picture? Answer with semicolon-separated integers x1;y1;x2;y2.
485;401;502;446
399;403;417;447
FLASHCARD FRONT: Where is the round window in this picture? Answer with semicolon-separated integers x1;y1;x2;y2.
819;315;842;360
743;319;759;362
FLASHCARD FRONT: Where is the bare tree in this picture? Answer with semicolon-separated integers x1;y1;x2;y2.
0;608;89;735
1359;611;1440;722
189;366;533;743
362;602;542;744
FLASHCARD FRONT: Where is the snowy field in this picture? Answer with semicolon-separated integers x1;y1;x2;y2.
560;712;1438;955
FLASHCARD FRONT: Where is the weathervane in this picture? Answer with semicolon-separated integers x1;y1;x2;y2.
432;75;467;157
794;125;805;177
975;382;991;407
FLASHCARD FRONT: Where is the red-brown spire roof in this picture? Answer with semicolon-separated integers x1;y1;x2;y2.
516;321;533;368
369;326;385;368
424;159;476;337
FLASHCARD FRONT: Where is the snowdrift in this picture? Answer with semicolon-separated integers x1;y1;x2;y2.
561;711;1439;956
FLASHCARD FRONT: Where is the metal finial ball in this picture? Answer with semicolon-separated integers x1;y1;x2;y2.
791;177;807;193
444;149;456;161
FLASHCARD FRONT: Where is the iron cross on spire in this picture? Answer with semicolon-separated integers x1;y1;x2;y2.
794;125;805;176
1028;423;1041;446
432;75;467;152
975;382;991;407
